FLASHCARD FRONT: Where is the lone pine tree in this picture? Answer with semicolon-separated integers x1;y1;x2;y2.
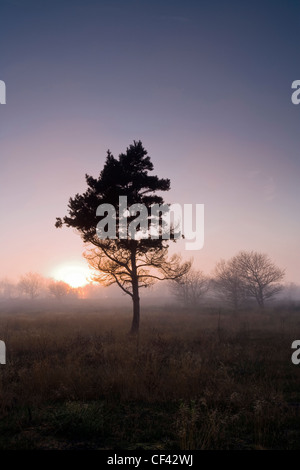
56;140;190;333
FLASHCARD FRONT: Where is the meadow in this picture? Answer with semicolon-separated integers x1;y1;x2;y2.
0;300;300;450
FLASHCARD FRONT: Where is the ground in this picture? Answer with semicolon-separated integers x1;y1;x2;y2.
0;301;300;450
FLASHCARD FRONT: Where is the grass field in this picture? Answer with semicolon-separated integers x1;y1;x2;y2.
0;301;300;450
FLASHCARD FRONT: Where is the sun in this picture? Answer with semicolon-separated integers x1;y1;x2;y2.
51;263;91;288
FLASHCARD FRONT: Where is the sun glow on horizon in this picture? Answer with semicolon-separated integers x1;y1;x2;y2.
51;263;91;288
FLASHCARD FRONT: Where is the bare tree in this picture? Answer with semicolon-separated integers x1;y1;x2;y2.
85;246;190;306
169;268;209;307
234;251;285;309
213;251;285;310
18;272;44;300
283;282;300;305
48;280;70;300
213;258;247;310
0;278;18;299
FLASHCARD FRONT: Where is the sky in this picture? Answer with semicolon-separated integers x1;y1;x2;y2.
0;0;300;286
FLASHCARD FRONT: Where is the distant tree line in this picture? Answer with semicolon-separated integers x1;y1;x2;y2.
0;251;289;312
0;273;84;301
170;250;286;311
0;250;289;311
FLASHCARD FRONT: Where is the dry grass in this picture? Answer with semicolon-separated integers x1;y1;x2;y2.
0;302;300;449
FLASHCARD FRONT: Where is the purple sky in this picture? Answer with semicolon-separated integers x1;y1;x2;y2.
0;0;300;285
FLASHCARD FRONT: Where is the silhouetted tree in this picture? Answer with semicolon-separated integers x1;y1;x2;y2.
283;282;300;306
213;251;285;310
234;250;285;309
56;140;190;333
48;280;70;300
18;272;44;300
213;258;246;310
169;268;209;307
0;278;18;299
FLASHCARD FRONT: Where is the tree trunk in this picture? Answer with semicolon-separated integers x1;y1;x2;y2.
130;245;140;334
130;289;140;334
257;287;264;310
